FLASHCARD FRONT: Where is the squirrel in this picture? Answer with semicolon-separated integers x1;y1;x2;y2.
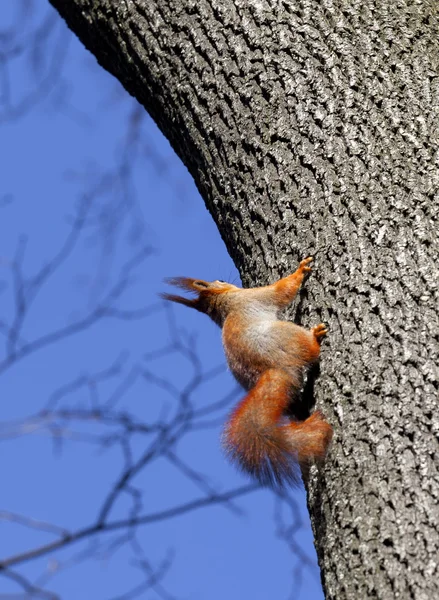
162;257;332;487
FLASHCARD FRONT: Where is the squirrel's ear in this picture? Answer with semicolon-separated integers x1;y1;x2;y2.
164;277;210;292
192;280;210;289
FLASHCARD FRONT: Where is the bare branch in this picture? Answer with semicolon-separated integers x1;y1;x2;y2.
0;567;59;600
0;511;69;538
109;546;176;600
0;244;156;377
0;484;258;570
0;5;70;122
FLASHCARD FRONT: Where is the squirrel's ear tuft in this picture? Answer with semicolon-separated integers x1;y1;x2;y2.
160;292;200;310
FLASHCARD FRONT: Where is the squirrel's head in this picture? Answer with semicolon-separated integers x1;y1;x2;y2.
161;277;239;325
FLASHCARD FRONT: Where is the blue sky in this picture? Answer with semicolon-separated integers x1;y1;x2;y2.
0;3;324;599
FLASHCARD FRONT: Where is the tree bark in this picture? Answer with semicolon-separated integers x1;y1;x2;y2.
49;1;439;598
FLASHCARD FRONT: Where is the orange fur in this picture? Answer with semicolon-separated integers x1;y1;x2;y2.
162;257;332;487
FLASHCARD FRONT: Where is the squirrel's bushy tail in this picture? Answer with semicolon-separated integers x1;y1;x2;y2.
223;369;332;487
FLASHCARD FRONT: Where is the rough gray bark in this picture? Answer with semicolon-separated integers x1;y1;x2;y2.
49;1;439;598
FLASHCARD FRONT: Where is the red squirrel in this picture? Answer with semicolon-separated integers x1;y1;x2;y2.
162;257;332;487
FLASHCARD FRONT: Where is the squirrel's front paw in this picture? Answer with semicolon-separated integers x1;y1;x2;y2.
299;257;313;273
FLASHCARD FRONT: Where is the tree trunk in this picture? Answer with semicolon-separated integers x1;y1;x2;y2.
49;1;439;598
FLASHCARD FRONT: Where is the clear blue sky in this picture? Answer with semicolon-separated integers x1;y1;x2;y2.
0;3;324;599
